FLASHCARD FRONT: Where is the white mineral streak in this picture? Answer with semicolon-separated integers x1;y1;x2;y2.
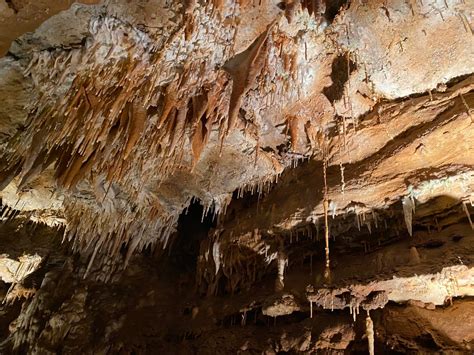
308;265;474;310
381;265;473;305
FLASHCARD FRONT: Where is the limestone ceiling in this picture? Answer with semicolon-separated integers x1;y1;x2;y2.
0;0;472;271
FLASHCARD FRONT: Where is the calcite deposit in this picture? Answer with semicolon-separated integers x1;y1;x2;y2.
0;0;473;353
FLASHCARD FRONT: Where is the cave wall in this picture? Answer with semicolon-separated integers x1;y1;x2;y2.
0;0;473;353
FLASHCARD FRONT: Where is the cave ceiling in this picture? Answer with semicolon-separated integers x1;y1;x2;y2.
0;0;473;352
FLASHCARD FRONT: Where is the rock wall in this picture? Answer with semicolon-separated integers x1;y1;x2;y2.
0;0;473;353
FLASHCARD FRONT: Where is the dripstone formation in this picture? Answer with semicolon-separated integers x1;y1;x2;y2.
0;0;473;353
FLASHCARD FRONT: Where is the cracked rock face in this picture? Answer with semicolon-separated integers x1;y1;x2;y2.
0;0;473;353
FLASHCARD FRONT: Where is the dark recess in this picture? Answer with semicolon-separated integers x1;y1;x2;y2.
169;200;216;272
323;54;357;103
5;0;18;13
324;0;349;23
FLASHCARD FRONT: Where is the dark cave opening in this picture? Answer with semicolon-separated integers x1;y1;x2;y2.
167;199;217;272
324;0;350;23
323;54;357;103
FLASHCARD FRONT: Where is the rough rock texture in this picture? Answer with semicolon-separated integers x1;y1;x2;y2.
0;0;473;353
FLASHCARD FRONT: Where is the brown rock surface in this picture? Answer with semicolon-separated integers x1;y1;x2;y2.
0;0;473;353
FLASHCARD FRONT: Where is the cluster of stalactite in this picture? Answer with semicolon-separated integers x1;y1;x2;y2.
195;192;474;296
196;230;276;295
0;2;327;273
1;0;472;280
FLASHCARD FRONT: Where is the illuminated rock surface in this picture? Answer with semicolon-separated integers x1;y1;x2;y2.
0;0;473;353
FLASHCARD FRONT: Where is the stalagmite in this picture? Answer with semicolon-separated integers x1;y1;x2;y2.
275;251;288;292
241;310;247;326
366;310;375;355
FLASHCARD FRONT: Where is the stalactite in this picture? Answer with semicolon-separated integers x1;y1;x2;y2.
462;201;473;230
2;254;42;303
366;220;372;234
355;209;361;231
123;102;147;160
348;297;361;322
0;5;261;272
339;162;345;194
402;195;415;236
222;21;275;135
288;116;300;151
323;153;330;281
372;210;378;229
329;200;337;219
3;0;471;295
213;240;221;275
